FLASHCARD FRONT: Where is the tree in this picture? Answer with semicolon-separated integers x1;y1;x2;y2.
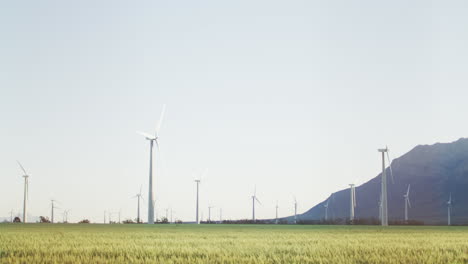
78;219;90;224
39;216;51;223
13;217;21;223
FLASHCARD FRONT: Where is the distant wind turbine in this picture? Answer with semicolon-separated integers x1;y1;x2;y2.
447;193;452;226
403;184;411;222
194;169;207;225
137;104;166;224
17;161;29;223
349;184;356;223
294;196;298;224
251;186;261;222
9;209;14;223
208;206;214;222
132;186;144;223
50;200;59;224
275;201;279;224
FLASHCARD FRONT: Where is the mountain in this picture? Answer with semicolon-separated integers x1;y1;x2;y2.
298;138;468;225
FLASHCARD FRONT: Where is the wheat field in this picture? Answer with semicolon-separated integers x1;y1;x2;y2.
1;224;467;264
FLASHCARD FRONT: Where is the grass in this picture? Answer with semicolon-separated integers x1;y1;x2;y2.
1;224;468;264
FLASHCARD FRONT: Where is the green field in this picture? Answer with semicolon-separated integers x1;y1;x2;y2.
1;224;468;264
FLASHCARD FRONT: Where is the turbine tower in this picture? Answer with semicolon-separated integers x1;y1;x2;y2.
447;193;452;226
294;196;298;224
324;199;329;221
195;179;200;224
138;104;166;224
208;206;214;222
275;201;279;224
132;186;143;223
378;147;394;226
251;186;261;222
349;184;356;223
403;184;411;222
50;200;59;223
17;161;29;223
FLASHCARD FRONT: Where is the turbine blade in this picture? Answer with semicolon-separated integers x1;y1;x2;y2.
137;131;155;140
407;198;411;208
139;185;143;196
155;139;161;153
155;104;167;134
407;184;411;196
255;197;262;205
17;161;28;175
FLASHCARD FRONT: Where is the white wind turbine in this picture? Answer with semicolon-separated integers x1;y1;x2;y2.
17;161;29;223
378;146;394;226
293;196;298;224
275;201;279;224
50;199;59;223
132;186;144;223
447;193;452;226
194;169;207;225
137;104;166;224
349;184;356;222
403;184;411;222
208;205;214;222
251;186;261;222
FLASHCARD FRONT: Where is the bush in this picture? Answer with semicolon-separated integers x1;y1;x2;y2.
78;219;90;224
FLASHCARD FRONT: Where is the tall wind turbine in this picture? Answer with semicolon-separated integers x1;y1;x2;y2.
378;147;394;226
17;161;29;223
294;196;298;224
252;186;261;222
403;184;411;222
275;201;279;224
50;200;59;223
447;193;452;226
349;184;356;223
132;186;144;223
208;206;214;222
194;169;206;225
138;104;166;224
9;209;14;223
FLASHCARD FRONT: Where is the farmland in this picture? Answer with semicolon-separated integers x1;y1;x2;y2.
1;224;467;264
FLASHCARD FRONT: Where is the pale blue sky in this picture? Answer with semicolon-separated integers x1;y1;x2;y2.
1;0;467;223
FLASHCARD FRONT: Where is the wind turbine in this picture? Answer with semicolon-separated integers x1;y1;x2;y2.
9;209;14;223
17;161;29;223
294;196;298;224
104;210;107;224
378;146;394;226
50;200;59;223
403;184;411;222
138;104;166;224
62;209;70;223
275;201;279;224
194;169;206;225
208;206;214;222
251;186;261;222
447;193;452;226
324;199;329;221
349;184;356;223
219;208;222;224
132;186;144;223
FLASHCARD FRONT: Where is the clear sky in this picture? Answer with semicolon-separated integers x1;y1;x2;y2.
1;0;467;223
